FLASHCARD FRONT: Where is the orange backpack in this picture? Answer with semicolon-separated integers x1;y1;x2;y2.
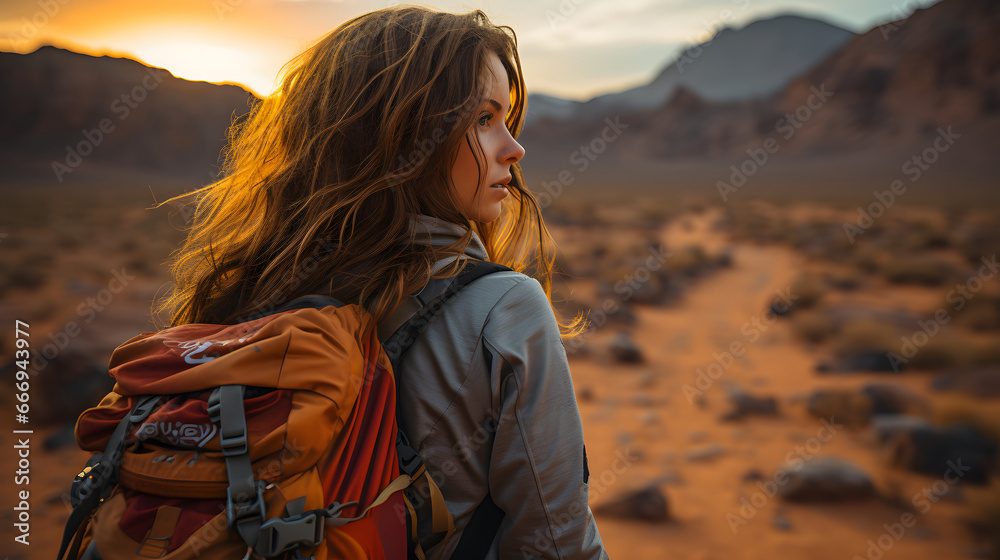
58;260;509;560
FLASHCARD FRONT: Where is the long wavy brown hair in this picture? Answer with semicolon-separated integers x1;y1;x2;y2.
152;5;586;337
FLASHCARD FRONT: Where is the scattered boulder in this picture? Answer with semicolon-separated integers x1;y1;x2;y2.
861;383;931;416
721;387;778;421
816;351;899;374
930;367;1000;398
778;456;876;502
594;484;670;522
882;422;997;484
806;388;873;428
869;414;933;446
609;331;643;364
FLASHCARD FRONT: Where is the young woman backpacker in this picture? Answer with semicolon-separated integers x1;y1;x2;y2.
124;6;608;559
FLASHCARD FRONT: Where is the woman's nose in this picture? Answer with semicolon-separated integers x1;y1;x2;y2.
501;131;525;165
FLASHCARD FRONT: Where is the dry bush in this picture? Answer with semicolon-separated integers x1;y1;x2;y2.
882;255;956;287
962;478;1000;558
791;310;835;344
789;273;826;309
954;293;1000;331
833;321;899;356
931;394;1000;446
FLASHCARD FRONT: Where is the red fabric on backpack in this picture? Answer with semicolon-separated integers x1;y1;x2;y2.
70;303;407;559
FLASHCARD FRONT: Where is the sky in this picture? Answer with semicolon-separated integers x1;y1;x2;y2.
0;0;940;101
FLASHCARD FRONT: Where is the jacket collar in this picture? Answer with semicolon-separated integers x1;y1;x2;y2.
410;213;489;274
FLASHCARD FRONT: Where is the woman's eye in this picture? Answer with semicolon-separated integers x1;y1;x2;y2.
479;113;493;127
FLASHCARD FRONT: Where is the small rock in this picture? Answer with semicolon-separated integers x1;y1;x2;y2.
640;410;658;426
930;368;1000;398
594;484;670;522
637;370;658;388
721;387;778;421
632;394;654;407
688;430;708;442
609;331;644;364
577;386;594;402
882;422;997;484
686;443;726;462
861;383;931;416
807;388;873;428
658;470;683;485
869;414;933;446
773;511;792;531
778;456;876;502
742;469;764;482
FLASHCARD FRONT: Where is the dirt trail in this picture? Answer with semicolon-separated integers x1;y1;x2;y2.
569;208;972;559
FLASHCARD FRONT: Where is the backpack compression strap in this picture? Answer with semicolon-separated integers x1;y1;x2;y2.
58;395;162;560
207;384;414;558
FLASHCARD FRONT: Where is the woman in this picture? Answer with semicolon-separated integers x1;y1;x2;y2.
155;6;608;559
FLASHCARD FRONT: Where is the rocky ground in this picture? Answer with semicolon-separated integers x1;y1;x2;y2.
0;191;997;559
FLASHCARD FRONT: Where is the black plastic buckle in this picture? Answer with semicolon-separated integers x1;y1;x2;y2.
396;431;423;477
257;512;324;558
226;482;266;530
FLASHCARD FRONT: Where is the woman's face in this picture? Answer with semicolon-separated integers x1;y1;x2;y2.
450;51;525;223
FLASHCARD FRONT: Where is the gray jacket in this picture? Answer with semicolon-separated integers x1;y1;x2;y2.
377;214;608;560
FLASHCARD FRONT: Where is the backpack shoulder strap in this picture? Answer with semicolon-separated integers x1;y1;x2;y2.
379;259;512;365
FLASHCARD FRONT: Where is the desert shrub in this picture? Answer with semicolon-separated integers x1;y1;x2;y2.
788;273;826;310
954;293;1000;331
1;261;47;292
904;333;983;371
882;255;956;287
962;478;1000;557
834;321;899;356
932;394;1000;447
664;245;710;277
792;310;836;344
954;220;1000;266
850;245;888;274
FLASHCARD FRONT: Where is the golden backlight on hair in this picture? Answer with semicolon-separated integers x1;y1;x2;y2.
152;5;586;338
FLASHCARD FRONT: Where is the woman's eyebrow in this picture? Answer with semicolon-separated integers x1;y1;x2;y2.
485;98;505;114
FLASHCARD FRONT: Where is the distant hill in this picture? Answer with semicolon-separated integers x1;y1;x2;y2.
0;46;257;186
518;0;1000;202
524;14;853;126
